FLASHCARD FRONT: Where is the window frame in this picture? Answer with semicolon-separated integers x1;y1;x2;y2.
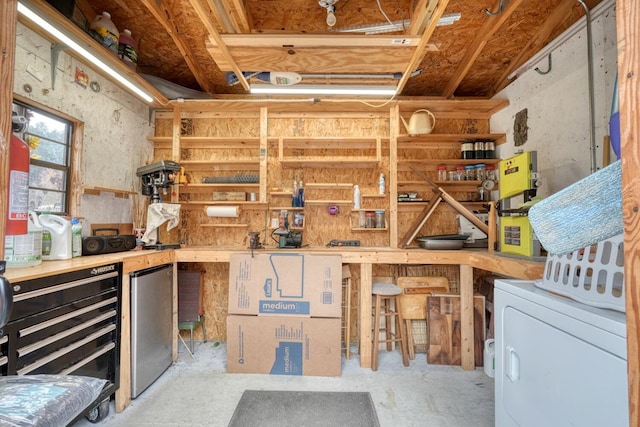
12;96;82;217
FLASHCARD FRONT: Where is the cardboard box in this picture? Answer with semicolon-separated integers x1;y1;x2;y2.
228;253;342;317
227;315;341;376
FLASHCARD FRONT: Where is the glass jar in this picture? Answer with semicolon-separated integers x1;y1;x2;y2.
359;211;366;228
461;140;475;159
474;141;485;159
365;211;375;228
448;170;457;181
477;186;486;202
464;165;475;180
474;164;486;181
437;165;447;181
484;141;496;159
455;166;465;181
486;165;496;181
374;210;385;228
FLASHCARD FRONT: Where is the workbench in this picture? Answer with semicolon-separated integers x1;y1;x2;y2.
4;246;544;412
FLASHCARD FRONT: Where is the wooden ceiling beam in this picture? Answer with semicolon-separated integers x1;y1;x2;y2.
407;0;440;36
396;0;449;95
488;0;578;96
441;0;526;98
189;0;250;91
140;0;212;93
218;34;424;48
206;0;236;33
221;0;252;33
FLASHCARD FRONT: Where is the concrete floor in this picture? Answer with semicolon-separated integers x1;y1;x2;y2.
75;341;494;427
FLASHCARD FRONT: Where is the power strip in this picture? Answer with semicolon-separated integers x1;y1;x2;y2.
327;240;361;247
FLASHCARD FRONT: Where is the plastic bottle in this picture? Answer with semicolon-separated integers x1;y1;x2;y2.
353;185;361;209
118;29;138;71
4;211;43;268
90;11;120;55
39;214;72;260
292;179;298;207
378;173;385;195
71;217;83;258
298;180;304;207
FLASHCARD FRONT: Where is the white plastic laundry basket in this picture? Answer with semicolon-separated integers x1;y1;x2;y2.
535;233;625;312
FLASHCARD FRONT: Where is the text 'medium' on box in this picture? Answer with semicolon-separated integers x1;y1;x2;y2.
226;315;341;377
228;253;342;317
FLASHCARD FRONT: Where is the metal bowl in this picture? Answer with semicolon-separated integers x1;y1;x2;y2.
416;234;470;250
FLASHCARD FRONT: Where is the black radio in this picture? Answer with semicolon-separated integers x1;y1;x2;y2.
82;229;137;256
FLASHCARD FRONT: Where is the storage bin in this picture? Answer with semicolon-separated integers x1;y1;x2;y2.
535;233;625;312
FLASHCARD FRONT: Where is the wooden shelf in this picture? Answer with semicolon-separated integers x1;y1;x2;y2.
180;183;259;193
178;201;267;210
278;137;382;168
151;136;260;149
279;159;379;169
179;160;259;171
304;199;353;205
305;183;354;189
397;133;506;146
268;207;304;211
398;159;500;169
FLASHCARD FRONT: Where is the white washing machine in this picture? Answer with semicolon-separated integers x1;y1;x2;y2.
494;279;628;427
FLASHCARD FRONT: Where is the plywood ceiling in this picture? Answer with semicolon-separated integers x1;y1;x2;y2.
75;0;603;98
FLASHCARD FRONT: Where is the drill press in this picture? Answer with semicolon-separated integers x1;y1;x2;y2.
136;160;182;250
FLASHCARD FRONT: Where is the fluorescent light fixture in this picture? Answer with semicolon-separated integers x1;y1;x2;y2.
250;84;397;96
17;1;154;103
335;13;461;34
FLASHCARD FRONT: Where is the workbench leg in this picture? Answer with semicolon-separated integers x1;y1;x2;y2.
460;264;475;370
116;274;132;412
359;263;372;368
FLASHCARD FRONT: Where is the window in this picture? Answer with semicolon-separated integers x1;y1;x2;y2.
12;101;73;215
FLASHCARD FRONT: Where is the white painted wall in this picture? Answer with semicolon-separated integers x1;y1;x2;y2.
491;0;618;197
13;23;154;231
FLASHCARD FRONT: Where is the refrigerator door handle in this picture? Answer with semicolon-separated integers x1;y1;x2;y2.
0;276;13;330
505;345;520;382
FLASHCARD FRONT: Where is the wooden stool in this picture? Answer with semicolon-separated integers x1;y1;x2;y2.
371;281;409;371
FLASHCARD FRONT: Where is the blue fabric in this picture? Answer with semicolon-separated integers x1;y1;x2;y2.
528;160;622;255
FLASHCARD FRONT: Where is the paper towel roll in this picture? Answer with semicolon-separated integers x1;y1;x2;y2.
204;205;240;217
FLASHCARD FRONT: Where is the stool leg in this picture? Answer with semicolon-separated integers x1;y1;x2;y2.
395;297;410;367
190;327;194;353
383;297;393;352
372;294;382;371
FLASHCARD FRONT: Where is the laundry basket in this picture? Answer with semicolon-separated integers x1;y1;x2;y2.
535;233;625;312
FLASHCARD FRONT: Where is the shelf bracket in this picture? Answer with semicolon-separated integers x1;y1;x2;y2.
50;43;67;90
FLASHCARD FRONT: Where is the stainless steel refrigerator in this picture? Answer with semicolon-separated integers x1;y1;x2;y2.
131;264;173;398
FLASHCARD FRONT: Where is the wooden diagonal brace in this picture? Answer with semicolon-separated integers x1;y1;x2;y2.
398;167;490;248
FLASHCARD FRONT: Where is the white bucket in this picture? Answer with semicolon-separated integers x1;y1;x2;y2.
484;338;495;378
4;211;43;268
39;214;72;260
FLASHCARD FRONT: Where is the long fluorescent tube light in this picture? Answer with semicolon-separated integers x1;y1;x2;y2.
250;84;398;96
17;1;154;103
335;13;461;34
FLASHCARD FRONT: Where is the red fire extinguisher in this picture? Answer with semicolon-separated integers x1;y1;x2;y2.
6;115;30;235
